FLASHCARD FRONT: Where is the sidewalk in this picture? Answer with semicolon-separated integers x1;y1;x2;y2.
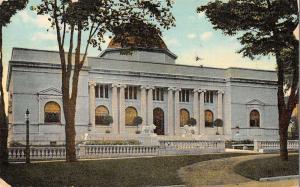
178;154;299;187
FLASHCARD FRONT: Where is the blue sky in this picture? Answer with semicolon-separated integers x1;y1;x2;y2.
2;0;278;88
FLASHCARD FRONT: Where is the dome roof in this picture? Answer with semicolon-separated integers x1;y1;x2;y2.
107;35;168;50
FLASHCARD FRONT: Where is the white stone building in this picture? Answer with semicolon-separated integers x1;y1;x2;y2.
6;37;279;145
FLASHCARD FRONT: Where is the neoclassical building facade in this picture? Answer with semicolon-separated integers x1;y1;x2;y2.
6;37;279;145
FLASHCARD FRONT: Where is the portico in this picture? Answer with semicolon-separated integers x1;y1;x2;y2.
88;79;225;136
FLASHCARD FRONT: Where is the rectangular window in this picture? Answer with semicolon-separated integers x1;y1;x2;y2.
105;85;109;98
179;89;190;102
134;87;137;99
125;87;128;99
125;86;138;100
153;88;164;101
204;91;214;103
96;84;109;99
95;85;99;98
100;85;103;98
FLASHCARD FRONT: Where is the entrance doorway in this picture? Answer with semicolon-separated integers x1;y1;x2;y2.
153;108;164;135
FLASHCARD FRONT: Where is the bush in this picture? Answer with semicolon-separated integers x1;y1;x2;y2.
9;141;25;147
214;118;223;127
133;116;143;126
188;118;197;126
96;115;113;126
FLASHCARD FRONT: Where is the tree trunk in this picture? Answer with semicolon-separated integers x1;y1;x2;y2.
0;26;8;165
63;96;77;162
279;124;288;160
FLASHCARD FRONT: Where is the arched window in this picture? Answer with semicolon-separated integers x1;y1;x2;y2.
125;107;138;126
95;105;109;125
44;101;61;123
205;110;214;127
180;109;190;127
250;110;260;127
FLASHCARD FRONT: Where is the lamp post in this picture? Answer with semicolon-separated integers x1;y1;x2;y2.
25;109;30;164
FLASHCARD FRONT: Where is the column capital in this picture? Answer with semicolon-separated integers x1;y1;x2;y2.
174;87;181;92
111;83;119;88
88;81;96;87
146;85;155;90
118;84;127;88
218;90;224;94
193;88;201;93
168;87;176;91
140;85;147;89
199;89;206;93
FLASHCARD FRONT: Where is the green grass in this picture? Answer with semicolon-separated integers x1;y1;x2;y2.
1;153;249;187
234;154;299;180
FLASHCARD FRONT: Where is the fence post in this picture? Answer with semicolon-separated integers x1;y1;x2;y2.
78;144;85;159
253;140;258;152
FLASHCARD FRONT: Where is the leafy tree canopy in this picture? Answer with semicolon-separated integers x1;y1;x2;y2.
0;0;28;27
197;0;298;59
32;0;175;51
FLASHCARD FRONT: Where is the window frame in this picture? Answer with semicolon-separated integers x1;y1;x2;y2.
44;101;61;124
204;110;214;128
249;109;260;128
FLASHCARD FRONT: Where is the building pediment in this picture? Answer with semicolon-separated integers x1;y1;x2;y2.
246;99;265;106
38;87;62;96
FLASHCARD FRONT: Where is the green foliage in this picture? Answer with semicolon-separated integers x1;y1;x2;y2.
9;141;25;147
198;0;299;92
0;0;28;27
133;116;143;126
214;118;223;127
31;0;175;51
188;118;197;126
198;0;298;59
103;115;113;125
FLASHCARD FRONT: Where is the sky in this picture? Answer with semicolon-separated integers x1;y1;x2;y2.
2;0;280;96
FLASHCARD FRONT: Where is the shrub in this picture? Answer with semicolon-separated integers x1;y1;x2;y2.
133;116;143;126
214;118;223;127
96;115;113;126
188;118;197;126
9;141;25;147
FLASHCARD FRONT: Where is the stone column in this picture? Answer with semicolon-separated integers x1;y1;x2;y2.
111;83;118;134
193;89;199;134
199;89;206;135
217;90;224;119
167;87;174;135
174;88;181;135
88;81;96;130
119;84;126;134
147;86;154;125
140;86;147;125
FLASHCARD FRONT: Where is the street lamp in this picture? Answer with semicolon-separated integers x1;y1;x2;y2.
25;108;30;164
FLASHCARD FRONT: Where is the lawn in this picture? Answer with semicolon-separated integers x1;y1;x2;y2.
234;154;299;180
1;153;248;187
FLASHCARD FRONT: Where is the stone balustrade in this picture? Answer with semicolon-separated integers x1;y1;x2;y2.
8;140;226;161
159;140;225;155
8;146;69;160
77;145;159;159
254;140;299;152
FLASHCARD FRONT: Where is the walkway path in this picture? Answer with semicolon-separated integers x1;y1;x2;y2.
178;154;299;187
